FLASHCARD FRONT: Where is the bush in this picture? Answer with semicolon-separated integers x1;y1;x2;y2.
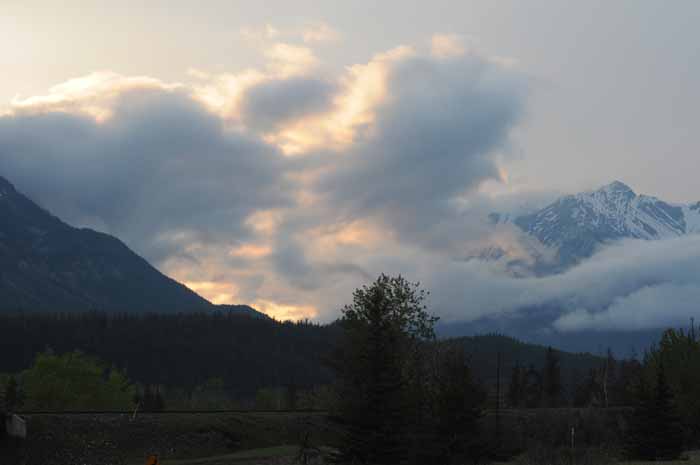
20;350;135;411
513;445;617;465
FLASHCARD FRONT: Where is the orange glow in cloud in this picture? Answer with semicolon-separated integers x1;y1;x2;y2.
334;220;386;246
14;42;416;157
188;44;318;133
184;280;239;305
244;209;284;237
262;45;415;155
252;299;318;321
189;68;267;124
264;43;319;76
229;243;272;259
299;219;394;266
498;166;510;184
317;219;389;248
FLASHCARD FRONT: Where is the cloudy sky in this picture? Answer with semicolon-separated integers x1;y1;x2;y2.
1;1;699;328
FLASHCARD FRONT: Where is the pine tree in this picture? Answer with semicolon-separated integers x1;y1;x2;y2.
523;365;542;408
4;376;23;412
332;274;438;465
628;364;684;460
427;346;485;464
140;385;164;412
543;347;562;407
574;369;600;407
507;363;524;408
651;364;684;460
627;374;655;459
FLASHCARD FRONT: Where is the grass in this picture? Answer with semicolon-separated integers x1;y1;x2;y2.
16;412;336;465
141;448;700;465
624;450;700;464
502;450;700;465
150;445;299;464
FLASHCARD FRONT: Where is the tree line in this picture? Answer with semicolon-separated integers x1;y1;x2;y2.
0;310;336;403
2;274;700;463
327;275;699;463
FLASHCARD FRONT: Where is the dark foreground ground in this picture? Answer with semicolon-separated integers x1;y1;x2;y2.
0;412;335;465
2;409;698;465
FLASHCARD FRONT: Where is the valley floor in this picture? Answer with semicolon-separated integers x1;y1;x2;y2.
140;448;700;465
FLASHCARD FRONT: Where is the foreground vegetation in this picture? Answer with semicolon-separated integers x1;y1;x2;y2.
2;274;700;464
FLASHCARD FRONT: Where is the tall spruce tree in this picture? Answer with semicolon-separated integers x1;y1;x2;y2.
4;376;23;412
523;365;542;408
628;364;684;460
507;363;524;408
627;374;655;459
650;364;684;460
332;274;438;465
543;347;562;407
423;345;485;464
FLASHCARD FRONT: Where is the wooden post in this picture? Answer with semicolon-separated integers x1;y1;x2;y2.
6;414;26;439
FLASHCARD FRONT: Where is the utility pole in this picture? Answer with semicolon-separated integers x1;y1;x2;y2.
496;351;502;451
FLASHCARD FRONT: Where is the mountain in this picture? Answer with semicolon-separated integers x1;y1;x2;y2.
0;174;258;314
509;181;700;268
445;181;700;353
453;334;605;389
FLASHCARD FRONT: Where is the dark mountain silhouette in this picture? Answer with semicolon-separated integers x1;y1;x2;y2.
0;174;262;315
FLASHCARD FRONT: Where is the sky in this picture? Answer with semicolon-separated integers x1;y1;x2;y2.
1;1;699;327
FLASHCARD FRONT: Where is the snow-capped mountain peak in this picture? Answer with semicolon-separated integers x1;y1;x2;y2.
508;181;698;268
598;180;635;197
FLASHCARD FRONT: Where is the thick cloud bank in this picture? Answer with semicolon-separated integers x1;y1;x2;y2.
1;35;697;332
424;235;700;332
0;90;288;261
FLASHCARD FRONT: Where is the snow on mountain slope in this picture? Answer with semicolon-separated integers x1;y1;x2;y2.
686;202;700;233
507;181;699;269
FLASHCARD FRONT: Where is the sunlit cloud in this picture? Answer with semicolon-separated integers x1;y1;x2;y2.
252;299;319;321
0;31;533;325
262;45;415;154
188;68;267;124
184;280;239;305
264;42;319;76
244;209;285;237
431;34;467;58
229;242;273;259
9;71;182;122
187;45;320;133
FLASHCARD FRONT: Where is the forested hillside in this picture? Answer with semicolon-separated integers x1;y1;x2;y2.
0;311;620;407
0;311;337;398
0;175;212;312
459;334;604;384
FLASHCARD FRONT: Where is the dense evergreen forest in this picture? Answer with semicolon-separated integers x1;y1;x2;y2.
0;310;613;405
0;311;337;399
2;277;700;464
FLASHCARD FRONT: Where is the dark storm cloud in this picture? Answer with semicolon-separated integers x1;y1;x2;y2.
252;52;532;309
6;47;695;336
0;89;290;262
240;77;337;131
316;54;527;240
